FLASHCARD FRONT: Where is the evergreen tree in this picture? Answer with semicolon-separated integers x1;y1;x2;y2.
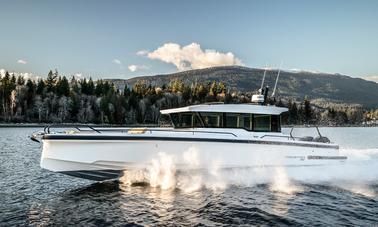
46;70;57;93
36;79;45;95
16;76;25;86
70;76;80;94
10;75;16;91
80;78;88;95
95;79;104;96
25;79;36;108
0;72;372;125
87;78;95;95
123;84;131;98
289;101;298;125
303;97;312;124
56;76;70;97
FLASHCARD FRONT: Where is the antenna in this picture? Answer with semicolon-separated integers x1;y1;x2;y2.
260;63;268;91
271;61;283;98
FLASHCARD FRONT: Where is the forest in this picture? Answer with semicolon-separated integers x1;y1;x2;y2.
0;70;373;126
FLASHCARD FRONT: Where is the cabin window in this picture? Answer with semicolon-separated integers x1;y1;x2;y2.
170;112;203;128
243;114;253;130
271;115;281;132
225;113;252;130
225;113;238;128
199;112;223;127
169;112;280;132
253;114;271;132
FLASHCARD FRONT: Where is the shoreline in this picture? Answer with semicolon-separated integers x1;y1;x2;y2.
0;123;376;128
0;123;160;128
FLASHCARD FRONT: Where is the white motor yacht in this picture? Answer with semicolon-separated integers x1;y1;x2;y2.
32;101;346;181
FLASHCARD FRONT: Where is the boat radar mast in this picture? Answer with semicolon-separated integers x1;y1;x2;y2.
251;63;282;105
252;65;267;104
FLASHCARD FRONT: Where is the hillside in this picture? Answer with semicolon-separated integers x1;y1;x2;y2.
109;66;378;108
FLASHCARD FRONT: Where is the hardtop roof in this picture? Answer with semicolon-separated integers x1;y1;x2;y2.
160;103;288;115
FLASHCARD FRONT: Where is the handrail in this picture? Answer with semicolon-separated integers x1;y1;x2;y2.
44;124;101;134
147;128;238;138
315;126;323;139
260;134;300;140
43;124;238;138
95;128;238;138
289;126;295;141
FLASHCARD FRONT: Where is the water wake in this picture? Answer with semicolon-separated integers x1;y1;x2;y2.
120;148;378;197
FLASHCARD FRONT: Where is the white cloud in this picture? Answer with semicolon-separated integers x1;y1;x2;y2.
128;65;137;72
128;64;149;72
136;50;149;56
17;59;27;64
113;59;122;65
146;42;243;71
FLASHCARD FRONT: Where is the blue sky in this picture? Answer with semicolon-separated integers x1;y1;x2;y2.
1;0;378;79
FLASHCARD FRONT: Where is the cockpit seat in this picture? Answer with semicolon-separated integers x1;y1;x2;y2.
313;136;330;143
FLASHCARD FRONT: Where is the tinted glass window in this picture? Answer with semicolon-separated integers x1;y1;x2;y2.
225;113;252;130
170;112;202;128
193;113;203;127
200;112;223;127
225;113;238;128
271;115;281;132
243;114;252;130
253;115;271;132
170;112;279;132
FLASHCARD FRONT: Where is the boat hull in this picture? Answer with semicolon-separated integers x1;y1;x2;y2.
41;136;345;181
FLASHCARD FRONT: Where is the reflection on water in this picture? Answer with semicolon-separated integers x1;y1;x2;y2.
1;127;378;226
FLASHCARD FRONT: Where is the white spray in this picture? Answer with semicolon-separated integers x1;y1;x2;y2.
121;148;378;197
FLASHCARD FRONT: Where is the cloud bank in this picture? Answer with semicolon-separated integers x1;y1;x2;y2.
146;43;243;71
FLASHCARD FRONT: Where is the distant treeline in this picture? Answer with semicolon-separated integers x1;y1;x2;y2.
0;70;372;125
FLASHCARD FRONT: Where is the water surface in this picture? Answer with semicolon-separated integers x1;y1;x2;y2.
1;127;377;226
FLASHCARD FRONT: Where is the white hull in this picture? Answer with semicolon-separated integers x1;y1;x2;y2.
36;100;346;181
41;135;345;181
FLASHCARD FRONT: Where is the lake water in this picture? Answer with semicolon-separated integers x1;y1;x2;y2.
1;127;378;226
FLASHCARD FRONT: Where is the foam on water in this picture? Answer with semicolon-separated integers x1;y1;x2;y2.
120;148;378;197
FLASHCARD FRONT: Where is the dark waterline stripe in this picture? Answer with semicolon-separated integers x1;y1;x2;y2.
43;135;339;149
